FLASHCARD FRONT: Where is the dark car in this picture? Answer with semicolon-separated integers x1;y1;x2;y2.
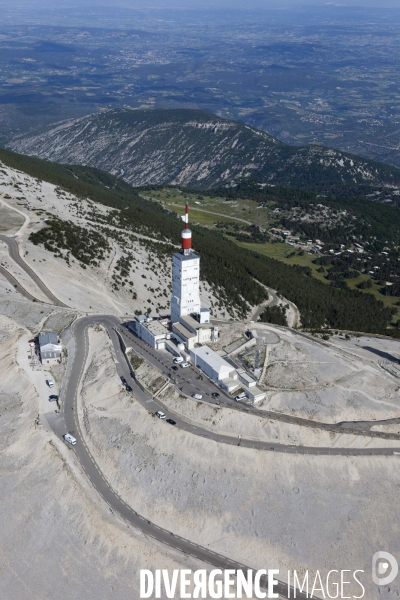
49;395;59;402
120;376;127;385
171;365;178;371
166;418;176;425
125;385;132;392
212;392;220;398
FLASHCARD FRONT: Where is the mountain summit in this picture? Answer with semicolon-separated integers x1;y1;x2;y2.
9;108;400;193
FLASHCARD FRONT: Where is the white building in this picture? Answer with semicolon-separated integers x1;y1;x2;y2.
127;316;170;350
132;203;218;352
170;252;201;324
238;371;257;388
190;346;266;401
170;202;217;348
172;315;218;349
190;346;237;383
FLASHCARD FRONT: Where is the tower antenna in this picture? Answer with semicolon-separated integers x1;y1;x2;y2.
181;202;192;256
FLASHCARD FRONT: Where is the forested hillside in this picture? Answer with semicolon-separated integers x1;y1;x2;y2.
9;108;400;195
0;147;396;333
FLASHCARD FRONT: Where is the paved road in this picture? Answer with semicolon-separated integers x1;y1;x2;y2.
250;290;279;321
116;330;400;454
117;325;400;442
160;200;254;226
50;314;316;600
0;234;69;307
44;314;400;600
0;264;40;301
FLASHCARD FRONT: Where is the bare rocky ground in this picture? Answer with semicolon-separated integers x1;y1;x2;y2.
2;161;400;598
0;203;24;234
0;306;218;600
225;324;400;424
132;352;399;448
209;321;400;424
81;327;400;599
158;388;400;449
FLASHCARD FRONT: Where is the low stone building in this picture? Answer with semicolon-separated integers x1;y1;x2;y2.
38;332;62;366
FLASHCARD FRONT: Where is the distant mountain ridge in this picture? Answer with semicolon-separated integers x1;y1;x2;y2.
8;108;400;193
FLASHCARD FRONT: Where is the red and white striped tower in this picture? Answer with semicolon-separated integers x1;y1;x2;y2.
170;201;200;323
181;202;192;255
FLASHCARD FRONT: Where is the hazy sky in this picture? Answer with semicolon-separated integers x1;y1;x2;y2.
1;0;400;8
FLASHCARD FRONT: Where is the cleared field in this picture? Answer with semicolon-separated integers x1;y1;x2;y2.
0;205;24;234
143;189;270;228
143;188;400;316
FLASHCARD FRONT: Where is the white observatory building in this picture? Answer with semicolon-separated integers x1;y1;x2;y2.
170;202;201;324
170;203;218;349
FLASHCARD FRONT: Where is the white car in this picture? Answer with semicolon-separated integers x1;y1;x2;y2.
156;411;166;419
235;392;246;401
64;433;77;445
173;357;183;364
192;393;203;400
180;362;190;368
47;378;54;388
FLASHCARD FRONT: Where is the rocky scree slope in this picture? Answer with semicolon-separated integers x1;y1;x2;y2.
9;108;400;193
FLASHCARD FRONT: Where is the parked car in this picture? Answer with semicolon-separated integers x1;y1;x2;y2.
120;376;127;385
173;357;184;364
192;393;203;400
180;362;190;368
156;411;166;419
171;366;178;371
212;392;220;398
63;433;76;445
47;379;54;388
125;385;132;392
166;418;176;425
235;392;246;401
49;395;59;402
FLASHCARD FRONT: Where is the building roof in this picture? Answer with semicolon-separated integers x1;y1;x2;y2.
173;322;197;339
38;332;58;347
135;314;148;323
145;320;167;337
239;372;256;385
172;251;200;263
220;377;241;391
41;350;61;360
243;385;266;400
180;315;210;331
41;343;62;352
191;346;235;378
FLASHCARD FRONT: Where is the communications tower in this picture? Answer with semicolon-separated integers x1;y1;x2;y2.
170;203;201;324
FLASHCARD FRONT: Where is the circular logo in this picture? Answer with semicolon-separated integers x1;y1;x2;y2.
372;552;398;586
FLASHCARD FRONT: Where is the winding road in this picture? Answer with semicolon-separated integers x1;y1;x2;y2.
49;314;315;600
0;233;68;307
115;325;400;443
44;314;400;599
1;182;395;598
0;264;38;301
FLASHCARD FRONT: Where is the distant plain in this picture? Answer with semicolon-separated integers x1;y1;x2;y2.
1;4;400;168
